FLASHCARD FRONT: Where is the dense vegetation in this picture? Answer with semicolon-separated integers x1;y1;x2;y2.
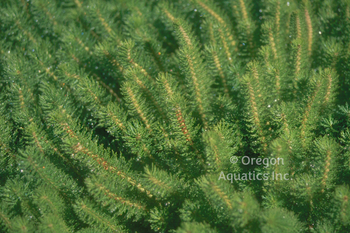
1;0;350;232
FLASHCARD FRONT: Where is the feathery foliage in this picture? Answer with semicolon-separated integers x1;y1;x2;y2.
1;0;350;232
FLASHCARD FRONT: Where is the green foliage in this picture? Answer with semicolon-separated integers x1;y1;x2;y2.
1;0;350;232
